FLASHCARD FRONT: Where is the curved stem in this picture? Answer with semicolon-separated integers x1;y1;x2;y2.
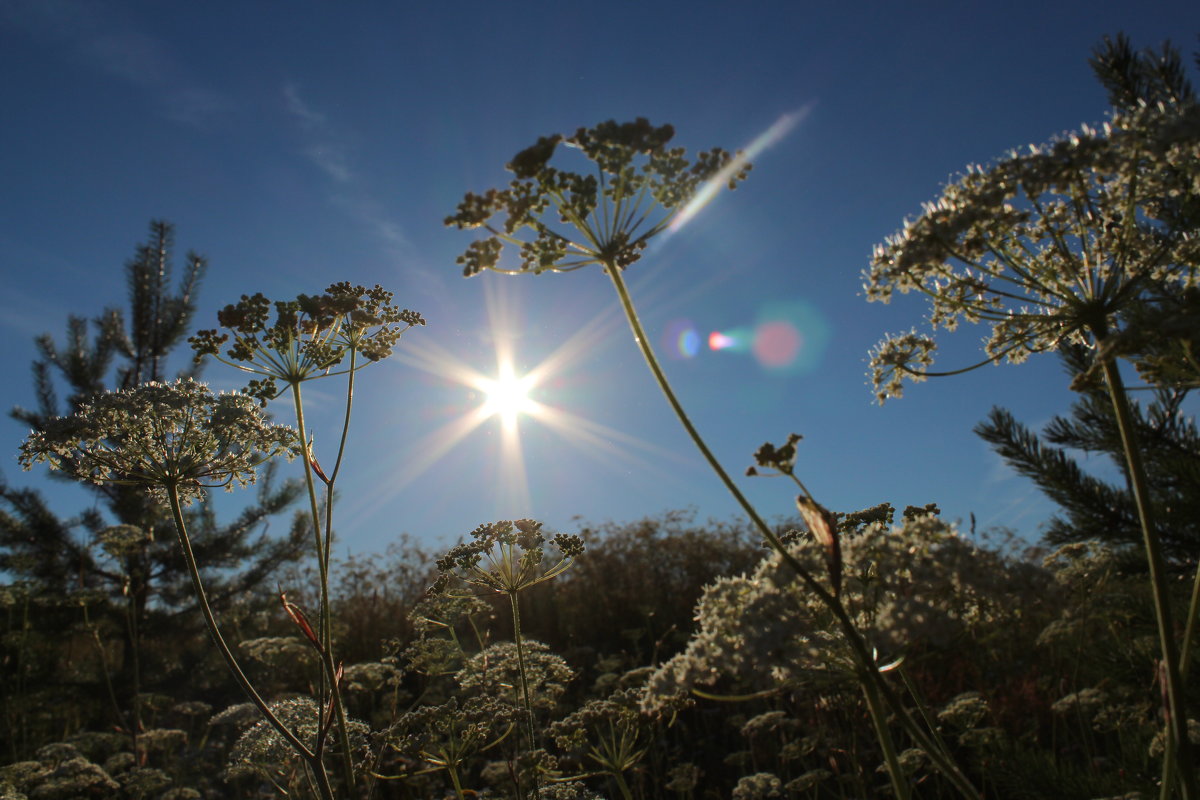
164;483;335;800
604;262;979;799
1097;349;1196;800
447;763;468;800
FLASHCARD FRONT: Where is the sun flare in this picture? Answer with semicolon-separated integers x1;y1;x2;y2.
350;280;698;528
479;364;536;427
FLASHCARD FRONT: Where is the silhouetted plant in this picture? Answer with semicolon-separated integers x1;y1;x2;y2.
1;221;308;757
431;519;584;797
192;282;424;794
864;37;1199;795
448;122;980;797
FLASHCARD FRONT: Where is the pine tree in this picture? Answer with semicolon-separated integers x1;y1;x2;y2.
975;345;1200;561
0;221;307;756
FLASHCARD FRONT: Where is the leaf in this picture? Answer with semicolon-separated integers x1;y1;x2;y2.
279;590;321;650
796;496;842;596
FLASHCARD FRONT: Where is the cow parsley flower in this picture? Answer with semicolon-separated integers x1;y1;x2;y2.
190;282;424;403
865;102;1200;402
445;118;750;276
18;379;298;505
643;516;1055;709
431;519;584;596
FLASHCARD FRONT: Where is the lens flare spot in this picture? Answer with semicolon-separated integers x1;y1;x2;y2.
709;331;735;350
709;328;753;352
753;300;830;374
668;105;813;235
663;319;700;359
753;321;802;368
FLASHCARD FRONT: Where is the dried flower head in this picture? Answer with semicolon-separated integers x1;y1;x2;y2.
190;283;424;403
445;118;751;276
18;379;298;505
431;520;584;596
865;101;1200;402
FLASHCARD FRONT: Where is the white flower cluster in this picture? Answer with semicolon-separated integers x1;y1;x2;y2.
643;515;1054;708
19;379;298;505
456;640;574;712
865;101;1200;402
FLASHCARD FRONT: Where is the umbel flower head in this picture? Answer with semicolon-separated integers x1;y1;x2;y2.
641;515;1055;710
18;378;298;505
431;519;584;596
445;118;752;276
865;101;1200;403
190;282;425;403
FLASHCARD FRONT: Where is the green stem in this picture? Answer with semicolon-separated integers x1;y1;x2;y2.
126;572;142;755
604;262;981;799
1161;563;1200;800
509;591;539;797
447;763;468;800
292;377;357;794
611;768;635;800
897;663;954;765
319;355;360;793
1180;559;1200;680
510;592;537;745
164;483;335;800
1097;351;1196;800
863;673;912;800
290;382;330;659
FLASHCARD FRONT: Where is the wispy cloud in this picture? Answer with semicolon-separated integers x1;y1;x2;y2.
307;145;354;184
283;83;326;128
283;84;354;183
282;83;416;257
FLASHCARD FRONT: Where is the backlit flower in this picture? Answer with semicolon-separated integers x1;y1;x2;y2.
19;378;298;505
865;102;1200;401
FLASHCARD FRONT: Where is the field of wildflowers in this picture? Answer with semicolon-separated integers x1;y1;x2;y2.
2;34;1199;800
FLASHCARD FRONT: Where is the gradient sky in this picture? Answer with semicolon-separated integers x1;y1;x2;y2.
1;1;1196;557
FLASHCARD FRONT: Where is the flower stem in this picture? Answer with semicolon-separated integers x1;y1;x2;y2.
863;673;912;800
1097;352;1196;800
292;378;357;794
508;594;537;762
165;483;335;800
604;262;979;799
611;768;635;800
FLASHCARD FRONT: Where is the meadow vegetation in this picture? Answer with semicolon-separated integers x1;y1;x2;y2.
2;33;1199;800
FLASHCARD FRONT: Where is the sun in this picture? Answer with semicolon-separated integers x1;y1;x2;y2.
350;279;695;527
480;363;536;428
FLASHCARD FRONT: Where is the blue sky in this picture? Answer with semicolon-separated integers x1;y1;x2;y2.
1;0;1195;555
